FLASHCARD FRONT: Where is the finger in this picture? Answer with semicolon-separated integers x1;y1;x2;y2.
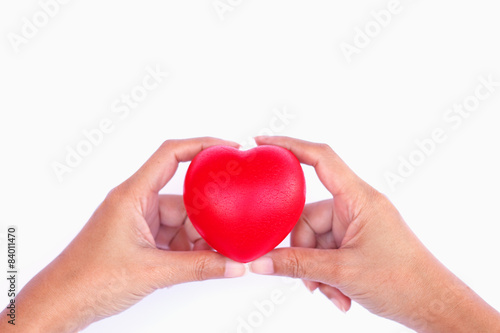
129;137;240;194
291;213;317;249
155;225;177;250
301;200;335;234
193;238;212;251
293;202;332;294
254;136;360;196
151;195;186;245
250;248;346;287
316;231;337;250
292;201;334;249
302;280;320;293
154;224;189;250
156;196;212;250
151;251;246;287
304;199;349;251
292;216;320;293
319;284;351;313
169;227;191;251
184;217;204;244
159;195;187;228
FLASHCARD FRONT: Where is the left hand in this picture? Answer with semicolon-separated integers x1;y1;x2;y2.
2;138;246;333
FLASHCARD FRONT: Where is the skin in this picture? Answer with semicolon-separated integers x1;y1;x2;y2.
1;136;499;332
0;138;246;332
250;136;500;333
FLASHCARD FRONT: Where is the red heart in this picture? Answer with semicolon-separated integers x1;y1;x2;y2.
183;145;306;263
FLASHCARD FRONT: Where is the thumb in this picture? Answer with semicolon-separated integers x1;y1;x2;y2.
150;250;246;288
250;248;345;287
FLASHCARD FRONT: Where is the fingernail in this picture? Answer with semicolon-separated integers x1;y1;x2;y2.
330;298;347;314
224;260;246;278
303;280;317;294
250;257;274;275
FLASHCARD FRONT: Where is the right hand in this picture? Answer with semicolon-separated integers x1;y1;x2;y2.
250;136;500;333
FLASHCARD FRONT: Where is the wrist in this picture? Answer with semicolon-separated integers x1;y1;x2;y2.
1;251;98;332
399;252;500;332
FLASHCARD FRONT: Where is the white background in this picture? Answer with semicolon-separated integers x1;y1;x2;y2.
1;0;500;332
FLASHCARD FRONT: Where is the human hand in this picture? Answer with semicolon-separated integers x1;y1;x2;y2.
250;136;500;332
0;138;246;332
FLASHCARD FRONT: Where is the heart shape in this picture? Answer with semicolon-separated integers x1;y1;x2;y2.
183;145;306;263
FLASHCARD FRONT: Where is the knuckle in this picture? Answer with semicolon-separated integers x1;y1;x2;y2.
284;251;305;278
149;263;175;289
159;266;176;287
322;255;349;286
358;183;386;207
317;143;333;154
105;186;123;203
371;189;391;207
327;262;344;285
105;183;132;203
193;256;211;281
160;139;176;150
